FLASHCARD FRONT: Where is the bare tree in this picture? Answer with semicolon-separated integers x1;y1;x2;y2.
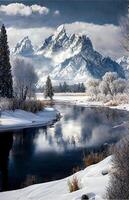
12;57;38;100
87;79;100;98
87;72;127;99
99;72;126;97
106;136;129;199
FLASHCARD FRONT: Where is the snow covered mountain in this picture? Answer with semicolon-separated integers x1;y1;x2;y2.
13;25;125;85
116;56;129;79
37;25;124;83
13;36;34;57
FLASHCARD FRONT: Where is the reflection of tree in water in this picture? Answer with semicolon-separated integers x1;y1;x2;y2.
63;105;85;122
92;107;129;125
10;128;38;189
0;132;13;191
21;175;39;188
53;105;129;149
12;128;35;157
42;123;77;150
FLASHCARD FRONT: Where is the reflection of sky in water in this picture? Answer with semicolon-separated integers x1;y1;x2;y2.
1;105;129;191
34;105;129;153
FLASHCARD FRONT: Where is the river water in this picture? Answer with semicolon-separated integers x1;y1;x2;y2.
0;104;129;191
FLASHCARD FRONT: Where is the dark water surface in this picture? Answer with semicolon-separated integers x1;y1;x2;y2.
0;104;129;191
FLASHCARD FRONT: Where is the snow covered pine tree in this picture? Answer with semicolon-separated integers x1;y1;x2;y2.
0;24;13;98
44;76;54;100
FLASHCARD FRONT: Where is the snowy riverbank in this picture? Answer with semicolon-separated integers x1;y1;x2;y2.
0;156;112;200
0;107;59;132
37;93;129;112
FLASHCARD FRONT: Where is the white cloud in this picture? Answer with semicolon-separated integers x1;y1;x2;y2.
7;27;55;49
7;21;126;59
0;3;49;16
64;22;126;59
54;10;60;16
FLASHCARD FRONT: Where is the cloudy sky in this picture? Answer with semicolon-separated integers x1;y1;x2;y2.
0;0;128;59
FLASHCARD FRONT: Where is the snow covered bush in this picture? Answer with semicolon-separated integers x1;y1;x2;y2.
87;72;127;102
0;98;52;112
68;176;80;192
99;72;126;97
87;79;100;99
10;99;44;113
12;57;38;100
106;136;129;199
113;93;129;104
0;98;11;111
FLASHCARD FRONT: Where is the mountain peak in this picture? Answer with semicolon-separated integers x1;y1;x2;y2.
13;36;34;56
56;24;65;34
52;24;67;41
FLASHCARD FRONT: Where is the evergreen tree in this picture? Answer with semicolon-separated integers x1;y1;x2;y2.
80;83;85;92
0;24;13;98
59;83;63;93
63;81;69;92
44;76;54;100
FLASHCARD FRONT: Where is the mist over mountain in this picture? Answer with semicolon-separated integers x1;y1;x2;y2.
12;25;125;85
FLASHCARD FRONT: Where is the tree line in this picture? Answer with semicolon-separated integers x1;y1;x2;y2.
54;82;85;93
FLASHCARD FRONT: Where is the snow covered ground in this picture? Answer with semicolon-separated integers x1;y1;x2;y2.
0;94;126;200
0;107;59;132
0;156;112;200
37;93;129;112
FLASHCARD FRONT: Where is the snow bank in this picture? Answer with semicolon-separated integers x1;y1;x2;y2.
0;156;112;200
0;107;59;131
37;93;129;112
37;93;104;107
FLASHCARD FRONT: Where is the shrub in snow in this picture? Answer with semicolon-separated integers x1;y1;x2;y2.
87;79;100;99
10;99;46;113
68;176;80;192
0;98;52;113
104;100;118;107
111;78;126;94
12;57;38;100
87;72;127;102
0;98;10;111
113;93;129;104
72;166;80;174
99;72;126;97
83;152;108;167
106;136;129;199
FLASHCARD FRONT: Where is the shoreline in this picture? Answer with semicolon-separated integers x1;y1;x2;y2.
37;93;129;112
0;107;60;132
0;156;111;200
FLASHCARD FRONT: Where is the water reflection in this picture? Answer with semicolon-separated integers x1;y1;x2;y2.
0;132;13;191
0;105;129;191
34;105;129;152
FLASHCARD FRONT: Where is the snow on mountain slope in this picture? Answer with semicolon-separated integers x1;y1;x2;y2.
117;56;129;79
37;25;125;84
13;36;34;56
13;25;125;85
37;25;94;64
50;49;124;83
